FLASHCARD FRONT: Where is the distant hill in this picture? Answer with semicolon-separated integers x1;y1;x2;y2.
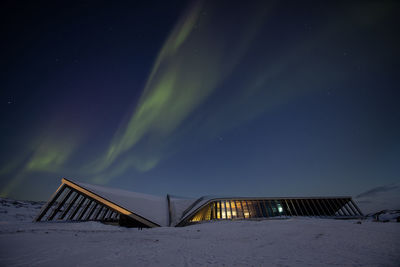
355;183;400;215
0;198;43;222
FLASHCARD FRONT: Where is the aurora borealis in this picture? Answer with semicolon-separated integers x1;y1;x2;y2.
1;1;399;200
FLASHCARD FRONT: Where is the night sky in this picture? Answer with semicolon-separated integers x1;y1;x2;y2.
1;0;399;201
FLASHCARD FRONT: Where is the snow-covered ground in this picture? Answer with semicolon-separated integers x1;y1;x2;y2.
0;184;399;267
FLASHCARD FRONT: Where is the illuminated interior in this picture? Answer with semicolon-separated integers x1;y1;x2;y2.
188;198;362;224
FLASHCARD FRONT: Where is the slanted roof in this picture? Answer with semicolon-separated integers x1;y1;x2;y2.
35;178;364;227
68;179;169;227
168;195;197;226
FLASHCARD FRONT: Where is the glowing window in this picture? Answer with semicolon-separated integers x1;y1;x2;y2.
226;201;232;219
236;201;243;218
231;201;237;217
221;201;226;219
277;203;283;213
242;201;250;218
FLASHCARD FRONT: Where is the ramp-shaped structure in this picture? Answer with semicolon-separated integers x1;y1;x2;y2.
177;196;363;226
35;178;167;227
35;178;364;227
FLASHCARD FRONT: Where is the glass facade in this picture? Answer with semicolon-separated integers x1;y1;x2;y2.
36;178;364;228
188;198;362;224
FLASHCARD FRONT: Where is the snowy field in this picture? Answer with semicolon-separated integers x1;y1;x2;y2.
0;197;399;267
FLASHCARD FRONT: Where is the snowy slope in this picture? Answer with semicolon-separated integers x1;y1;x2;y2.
74;180;169;226
0;198;43;222
1;197;400;267
355;183;400;215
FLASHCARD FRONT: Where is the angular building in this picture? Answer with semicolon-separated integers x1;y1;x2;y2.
35;178;364;227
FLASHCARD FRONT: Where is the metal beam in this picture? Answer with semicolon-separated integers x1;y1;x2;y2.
68;195;86;220
300;199;311;216
350;199;364;216
100;207;109;221
340;198;354;216
48;187;73;221
295;199;305;216
59;191;79;220
324;198;336;216
77;199;92;220
283;199;292;216
289;199;298;216
338;198;351;216
332;199;344;216
305;199;316;216
62;178;159;227
320;199;333;216
34;184;66;222
309;199;321;216
313;199;325;216
85;202;98;220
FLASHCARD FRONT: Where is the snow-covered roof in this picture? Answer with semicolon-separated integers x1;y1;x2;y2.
72;180;170;227
168;195;197;226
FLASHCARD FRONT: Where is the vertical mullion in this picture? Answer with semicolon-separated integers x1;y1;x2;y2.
48;188;73;221
305;199;316;216
300;199;310;216
226;200;232;219
35;184;66;222
99;207;108;221
350;199;364;216
221;200;226;219
283;199;292;216
218;201;222;219
328;199;341;216
243;201;250;218
333;199;345;216
94;206;104;220
68;195;85;220
334;198;346;215
313;199;325;216
237;201;245;218
345;198;357;216
230;201;236;219
309;199;320;216
294;199;304;216
289;199;298;216
106;213;114;221
210;202;215;219
247;201;254;218
240;201;246;218
324;198;336;216
257;200;265;217
59;191;79;220
339;199;353;216
266;200;273;217
85;202;98;220
320;199;333;216
261;200;269;217
78;199;92;220
258;200;265;217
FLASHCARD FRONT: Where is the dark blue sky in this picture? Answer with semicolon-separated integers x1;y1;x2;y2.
1;0;399;200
